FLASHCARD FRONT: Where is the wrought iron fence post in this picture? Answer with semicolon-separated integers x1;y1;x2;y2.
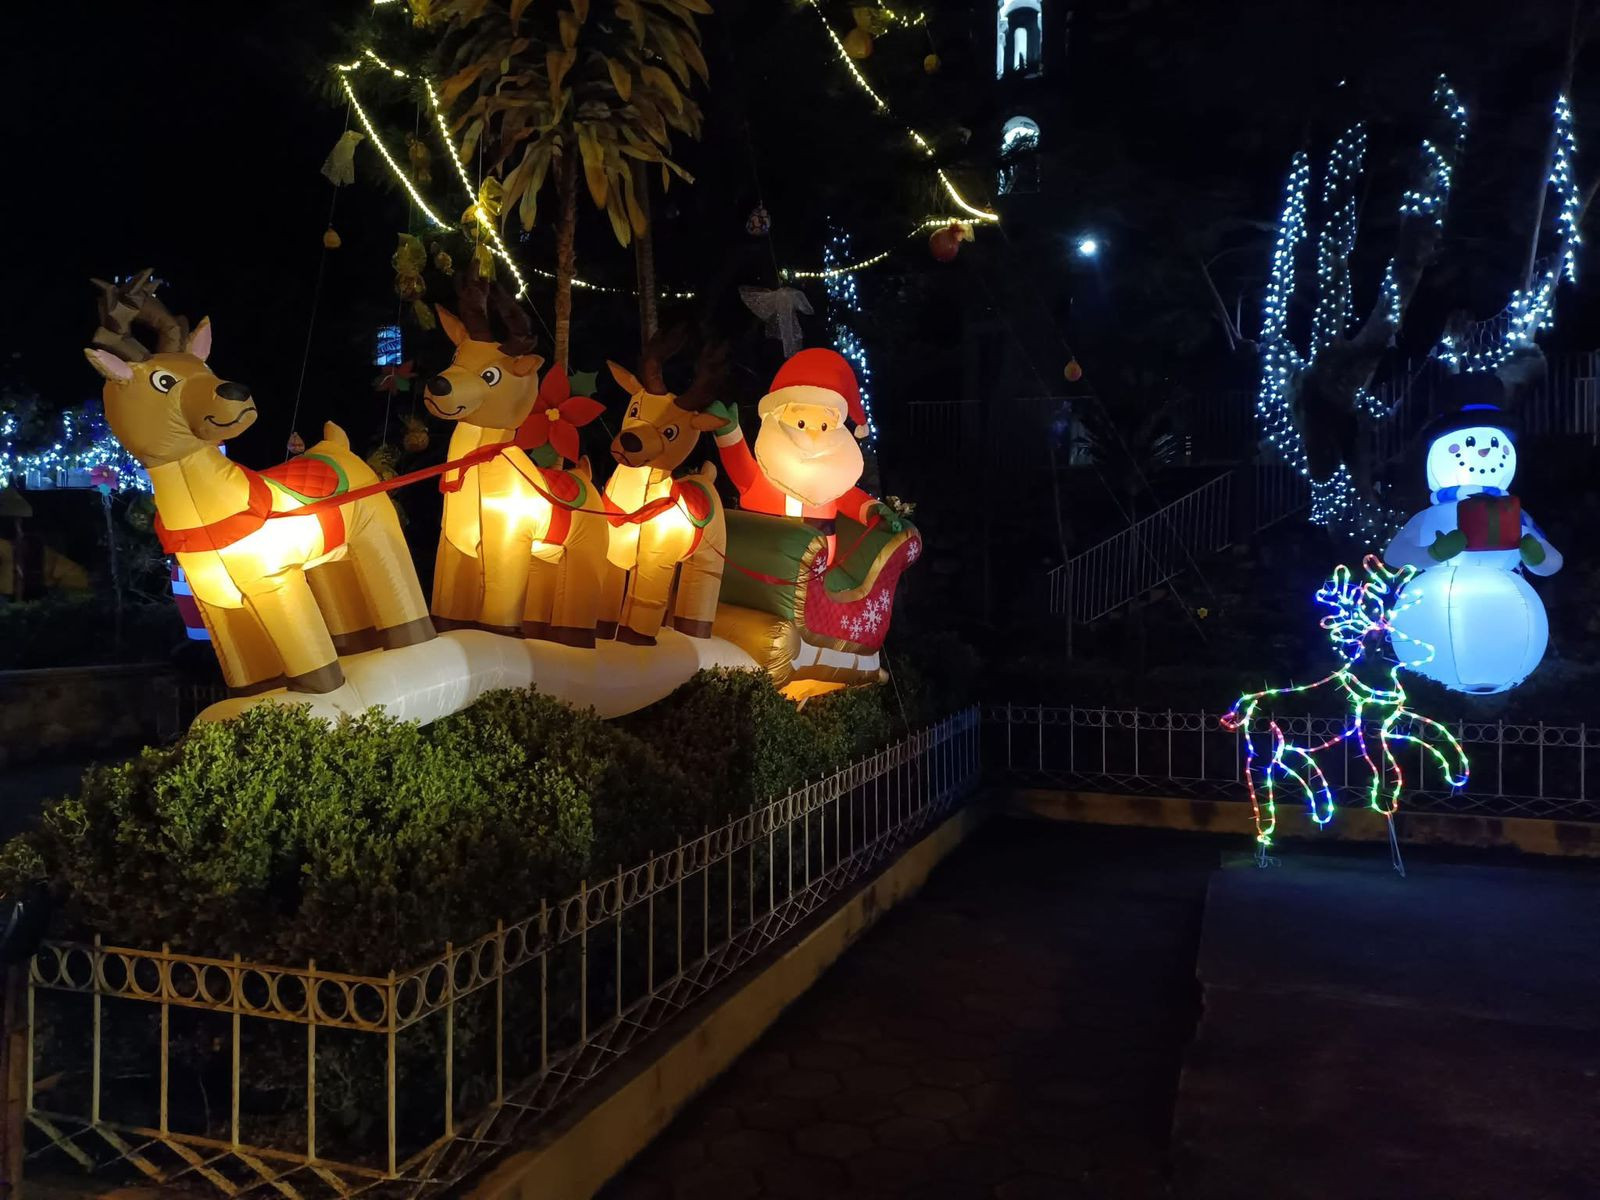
494;922;504;1107
386;968;397;1177
538;900;549;1074
306;958;316;1162
2;962;27;1199
614;866;624;1022
230;952;241;1148
160;944;170;1138
578;880;589;1044
91;935;102;1128
444;941;455;1140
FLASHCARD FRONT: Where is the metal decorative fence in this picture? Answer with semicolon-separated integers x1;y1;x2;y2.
21;709;981;1198
986;704;1600;825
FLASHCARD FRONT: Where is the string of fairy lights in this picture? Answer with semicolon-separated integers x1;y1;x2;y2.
342;1;993;292
1256;75;1471;536
1438;93;1581;373
1;410;149;494
822;227;878;442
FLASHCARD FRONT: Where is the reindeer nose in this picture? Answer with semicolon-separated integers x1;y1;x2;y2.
217;381;251;403
429;375;452;396
619;431;643;454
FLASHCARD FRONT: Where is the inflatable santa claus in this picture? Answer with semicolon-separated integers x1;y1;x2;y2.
711;348;900;562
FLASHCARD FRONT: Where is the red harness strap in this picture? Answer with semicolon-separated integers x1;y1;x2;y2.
156;473;274;555
156;471;347;556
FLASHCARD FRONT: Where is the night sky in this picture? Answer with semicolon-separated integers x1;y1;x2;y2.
4;0;1596;471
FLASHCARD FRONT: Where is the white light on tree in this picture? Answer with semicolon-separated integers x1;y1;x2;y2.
1438;94;1580;374
1;409;150;493
823;227;876;444
1254;76;1467;537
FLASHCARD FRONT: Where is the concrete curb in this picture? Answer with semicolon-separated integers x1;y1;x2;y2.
466;803;987;1200
1009;788;1600;858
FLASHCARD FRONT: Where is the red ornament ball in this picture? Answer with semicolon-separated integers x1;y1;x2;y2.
1064;359;1084;383
929;225;962;263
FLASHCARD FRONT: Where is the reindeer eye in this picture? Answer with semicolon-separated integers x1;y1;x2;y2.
151;371;179;393
662;426;679;442
629;404;640;418
797;420;806;429
480;366;502;386
821;422;828;431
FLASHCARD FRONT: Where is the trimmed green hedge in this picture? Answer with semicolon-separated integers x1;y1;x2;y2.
0;658;968;975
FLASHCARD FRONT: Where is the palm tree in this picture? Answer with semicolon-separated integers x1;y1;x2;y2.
421;0;710;364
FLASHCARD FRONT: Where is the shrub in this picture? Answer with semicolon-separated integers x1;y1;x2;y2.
0;668;947;974
9;704;591;972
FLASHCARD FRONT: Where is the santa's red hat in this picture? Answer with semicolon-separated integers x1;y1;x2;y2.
758;348;870;439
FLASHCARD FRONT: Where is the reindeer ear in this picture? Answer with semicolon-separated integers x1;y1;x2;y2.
437;307;469;347
186;317;213;362
608;360;643;395
84;348;134;384
509;354;544;378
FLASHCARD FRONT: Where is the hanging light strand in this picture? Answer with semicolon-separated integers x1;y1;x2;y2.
801;0;998;226
335;51;695;299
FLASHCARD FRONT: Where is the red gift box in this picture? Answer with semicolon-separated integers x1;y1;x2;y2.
1457;493;1522;551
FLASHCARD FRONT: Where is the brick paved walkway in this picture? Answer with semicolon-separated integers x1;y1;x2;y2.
602;822;1216;1200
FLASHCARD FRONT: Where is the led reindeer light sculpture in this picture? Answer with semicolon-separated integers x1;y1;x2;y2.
85;272;434;694
425;275;610;645
1221;555;1468;871
603;337;728;646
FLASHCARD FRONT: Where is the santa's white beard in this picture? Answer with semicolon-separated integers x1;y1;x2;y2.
753;418;864;506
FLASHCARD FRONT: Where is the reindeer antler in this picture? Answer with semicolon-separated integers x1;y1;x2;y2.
89;269;190;361
453;266;494;343
677;340;730;413
638;325;689;394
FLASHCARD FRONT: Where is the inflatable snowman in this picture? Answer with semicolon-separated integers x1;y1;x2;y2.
1385;401;1561;694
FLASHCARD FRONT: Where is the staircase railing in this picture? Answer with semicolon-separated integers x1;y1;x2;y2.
1046;464;1308;622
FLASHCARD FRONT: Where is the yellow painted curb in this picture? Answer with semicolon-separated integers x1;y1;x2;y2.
1010;788;1600;858
466;803;987;1200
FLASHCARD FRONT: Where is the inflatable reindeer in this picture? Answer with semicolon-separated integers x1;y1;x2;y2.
84;272;434;694
425;277;610;646
603;338;728;645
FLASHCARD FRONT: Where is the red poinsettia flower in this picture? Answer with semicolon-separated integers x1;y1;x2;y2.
517;367;606;463
372;362;415;395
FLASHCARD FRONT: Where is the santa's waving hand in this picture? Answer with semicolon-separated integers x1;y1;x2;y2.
708;348;901;564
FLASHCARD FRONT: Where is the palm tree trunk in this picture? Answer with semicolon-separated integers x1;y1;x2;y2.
554;150;579;367
632;162;658;348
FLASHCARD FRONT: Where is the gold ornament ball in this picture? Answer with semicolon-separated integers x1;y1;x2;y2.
322;228;342;250
843;27;874;59
924;53;941;74
404;428;430;454
1064;359;1084;383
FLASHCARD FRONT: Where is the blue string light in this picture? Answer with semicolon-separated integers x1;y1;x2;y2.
1;409;149;493
823;227;876;444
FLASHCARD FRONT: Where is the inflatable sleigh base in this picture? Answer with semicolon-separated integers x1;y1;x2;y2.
196;627;758;726
712;510;921;701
